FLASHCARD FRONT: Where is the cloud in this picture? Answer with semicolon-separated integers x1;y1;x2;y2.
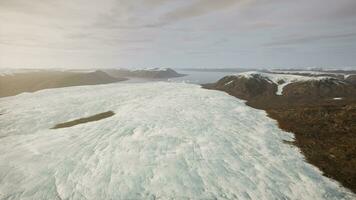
161;0;244;24
264;32;356;47
93;0;247;30
1;0;356;68
314;0;356;20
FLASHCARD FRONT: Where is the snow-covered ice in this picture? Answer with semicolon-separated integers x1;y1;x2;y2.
333;97;344;100
0;82;354;199
224;80;234;86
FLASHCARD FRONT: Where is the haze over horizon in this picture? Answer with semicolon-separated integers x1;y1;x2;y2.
1;0;356;69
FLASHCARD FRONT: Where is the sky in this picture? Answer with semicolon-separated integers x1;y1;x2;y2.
0;0;356;69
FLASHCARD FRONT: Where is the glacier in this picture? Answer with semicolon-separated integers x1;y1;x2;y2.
0;82;354;200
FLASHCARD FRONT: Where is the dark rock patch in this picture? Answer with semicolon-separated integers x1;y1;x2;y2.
52;111;115;129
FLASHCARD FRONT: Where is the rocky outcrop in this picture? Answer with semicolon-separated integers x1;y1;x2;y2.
208;75;276;100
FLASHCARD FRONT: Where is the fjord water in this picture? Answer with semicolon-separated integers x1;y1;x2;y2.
0;82;354;199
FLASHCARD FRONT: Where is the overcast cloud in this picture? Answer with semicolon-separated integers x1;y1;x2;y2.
0;0;356;69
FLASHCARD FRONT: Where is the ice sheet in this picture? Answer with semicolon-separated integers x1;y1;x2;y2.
0;82;354;199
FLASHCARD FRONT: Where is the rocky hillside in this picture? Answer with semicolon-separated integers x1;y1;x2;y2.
0;68;184;98
203;71;356;193
205;71;356;107
205;74;276;99
0;70;126;97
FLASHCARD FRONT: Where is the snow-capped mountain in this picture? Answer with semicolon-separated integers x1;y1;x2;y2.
206;71;356;101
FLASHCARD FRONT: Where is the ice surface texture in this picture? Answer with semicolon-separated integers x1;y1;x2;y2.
0;82;354;199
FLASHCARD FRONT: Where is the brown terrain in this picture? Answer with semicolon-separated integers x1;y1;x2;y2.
203;72;356;193
0;68;185;98
0;70;127;98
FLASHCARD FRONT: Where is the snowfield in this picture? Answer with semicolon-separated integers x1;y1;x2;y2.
0;82;354;199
